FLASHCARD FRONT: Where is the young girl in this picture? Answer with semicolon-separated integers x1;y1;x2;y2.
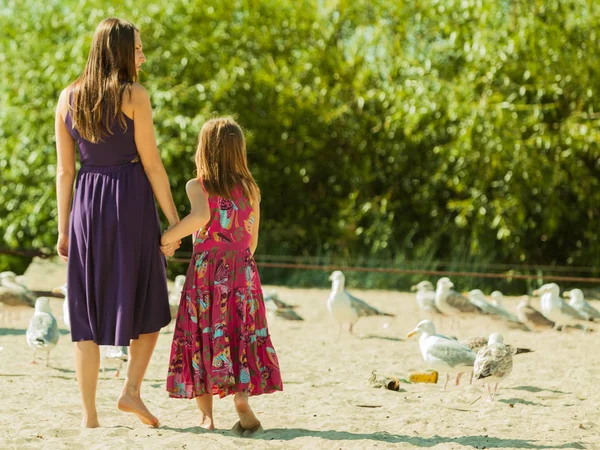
162;118;282;435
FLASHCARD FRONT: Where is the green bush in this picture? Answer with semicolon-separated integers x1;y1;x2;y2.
1;0;599;292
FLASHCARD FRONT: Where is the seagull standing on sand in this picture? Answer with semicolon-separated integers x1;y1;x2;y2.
26;297;59;366
435;278;483;316
100;346;128;378
533;283;587;331
473;333;515;401
411;281;442;318
327;271;395;335
0;271;36;307
407;320;476;390
516;296;555;329
168;275;186;327
564;289;600;321
264;291;303;321
52;284;70;329
490;291;523;323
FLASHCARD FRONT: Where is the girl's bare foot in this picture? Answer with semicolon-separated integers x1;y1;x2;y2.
200;413;215;430
117;387;159;427
81;415;100;428
232;393;262;437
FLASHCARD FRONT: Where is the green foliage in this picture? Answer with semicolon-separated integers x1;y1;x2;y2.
1;0;599;291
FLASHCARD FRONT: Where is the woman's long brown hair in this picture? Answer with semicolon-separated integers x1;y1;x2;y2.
71;18;137;143
196;118;260;203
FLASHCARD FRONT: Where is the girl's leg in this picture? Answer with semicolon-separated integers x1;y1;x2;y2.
117;331;160;427
232;392;261;435
74;341;101;428
195;394;215;430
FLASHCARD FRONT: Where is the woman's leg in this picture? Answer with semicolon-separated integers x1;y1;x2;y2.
74;341;100;428
195;394;215;429
117;331;160;427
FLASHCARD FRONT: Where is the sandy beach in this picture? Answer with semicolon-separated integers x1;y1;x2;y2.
0;258;597;449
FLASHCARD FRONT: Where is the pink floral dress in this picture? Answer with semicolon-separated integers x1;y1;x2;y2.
166;181;282;399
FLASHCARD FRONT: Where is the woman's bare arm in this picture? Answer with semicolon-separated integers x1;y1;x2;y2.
130;83;179;226
55;88;76;258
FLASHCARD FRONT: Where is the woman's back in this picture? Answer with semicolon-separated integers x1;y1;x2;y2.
65;91;138;166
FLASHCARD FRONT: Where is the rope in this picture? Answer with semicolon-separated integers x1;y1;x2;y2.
2;248;599;283
167;257;600;283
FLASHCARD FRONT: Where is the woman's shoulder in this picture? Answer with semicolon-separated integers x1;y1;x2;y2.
129;82;150;101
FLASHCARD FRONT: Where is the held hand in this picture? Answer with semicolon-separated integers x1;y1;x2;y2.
57;233;69;262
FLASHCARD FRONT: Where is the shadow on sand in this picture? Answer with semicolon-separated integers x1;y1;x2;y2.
162;426;585;449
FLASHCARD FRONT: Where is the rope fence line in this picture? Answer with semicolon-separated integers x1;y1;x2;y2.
168;257;600;284
169;252;600;274
2;248;600;283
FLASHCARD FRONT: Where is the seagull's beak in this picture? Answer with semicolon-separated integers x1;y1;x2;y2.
407;330;418;338
563;291;571;298
410;285;417;292
532;289;540;296
51;286;63;295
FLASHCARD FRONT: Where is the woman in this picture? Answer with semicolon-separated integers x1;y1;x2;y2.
55;18;179;428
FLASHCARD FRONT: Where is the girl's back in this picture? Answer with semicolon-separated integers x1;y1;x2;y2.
194;182;255;252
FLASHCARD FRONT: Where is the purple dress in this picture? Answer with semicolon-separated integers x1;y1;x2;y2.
65;95;170;346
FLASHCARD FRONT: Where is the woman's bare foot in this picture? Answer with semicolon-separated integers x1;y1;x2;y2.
117;387;159;427
81;414;100;428
232;393;262;436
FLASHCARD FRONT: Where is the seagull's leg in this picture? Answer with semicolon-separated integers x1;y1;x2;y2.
349;323;354;335
443;373;450;390
492;383;498;401
31;348;37;364
455;372;463;386
469;371;473;385
46;349;50;367
486;383;492;401
115;361;121;378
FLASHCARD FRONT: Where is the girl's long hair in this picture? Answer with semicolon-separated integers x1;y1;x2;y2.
71;18;137;143
195;118;260;203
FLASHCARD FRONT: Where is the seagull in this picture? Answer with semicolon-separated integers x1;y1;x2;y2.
473;333;516;401
516;295;555;329
411;281;443;317
460;335;533;384
468;289;507;315
469;290;530;330
533;283;587;331
407;319;476;390
168;275;186;327
0;271;36;307
434;278;483;329
52;284;70;330
564;289;600;321
327;271;395;335
490;291;524;324
264;291;303;321
100;346;128;378
26;297;59;366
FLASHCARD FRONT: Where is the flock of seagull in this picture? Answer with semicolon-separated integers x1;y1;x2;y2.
1;269;599;399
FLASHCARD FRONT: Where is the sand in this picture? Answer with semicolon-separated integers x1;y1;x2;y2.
0;258;597;449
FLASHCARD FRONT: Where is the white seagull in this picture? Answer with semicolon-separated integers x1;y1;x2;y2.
0;271;36;307
533;283;587;331
52;284;70;330
516;295;555;329
435;277;483;316
168;275;187;326
407;319;476;390
26;297;59;366
411;281;442;317
327;271;395;335
100;346;128;378
473;333;515;401
564;289;600;321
